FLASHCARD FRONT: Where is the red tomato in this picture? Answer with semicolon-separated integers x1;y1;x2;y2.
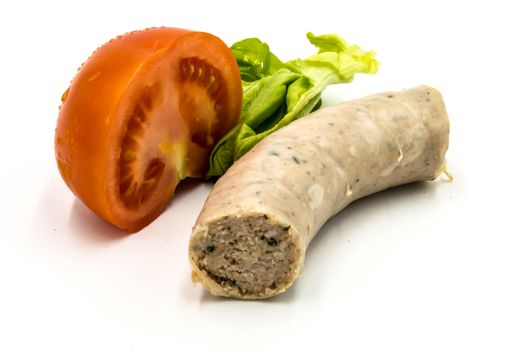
55;27;242;232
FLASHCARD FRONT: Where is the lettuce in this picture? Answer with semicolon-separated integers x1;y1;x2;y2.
207;33;379;177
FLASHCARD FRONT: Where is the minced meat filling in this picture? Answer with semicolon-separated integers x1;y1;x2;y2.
192;215;299;297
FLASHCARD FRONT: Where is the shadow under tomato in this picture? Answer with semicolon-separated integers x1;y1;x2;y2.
166;178;205;209
68;200;130;243
68;177;209;244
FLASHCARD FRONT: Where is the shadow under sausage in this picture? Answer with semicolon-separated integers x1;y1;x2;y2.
310;181;438;246
298;181;440;293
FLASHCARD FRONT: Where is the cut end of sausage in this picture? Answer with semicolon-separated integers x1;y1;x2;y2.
189;214;303;299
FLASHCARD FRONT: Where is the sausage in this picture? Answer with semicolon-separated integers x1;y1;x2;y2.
188;86;450;299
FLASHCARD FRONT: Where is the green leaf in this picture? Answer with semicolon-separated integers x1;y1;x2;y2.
230;38;285;81
241;69;300;129
206;33;379;178
207;124;241;177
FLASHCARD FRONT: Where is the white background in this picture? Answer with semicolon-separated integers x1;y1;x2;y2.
1;1;525;349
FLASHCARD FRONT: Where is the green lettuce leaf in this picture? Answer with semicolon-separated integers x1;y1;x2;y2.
230;38;285;81
207;33;379;177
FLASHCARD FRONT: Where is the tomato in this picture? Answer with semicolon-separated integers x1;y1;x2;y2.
55;27;242;232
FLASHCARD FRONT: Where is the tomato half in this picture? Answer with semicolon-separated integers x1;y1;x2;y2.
55;27;242;232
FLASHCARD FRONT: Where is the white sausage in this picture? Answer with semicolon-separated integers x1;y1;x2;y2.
189;86;450;299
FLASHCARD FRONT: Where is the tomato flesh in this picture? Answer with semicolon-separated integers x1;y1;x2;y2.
55;28;242;232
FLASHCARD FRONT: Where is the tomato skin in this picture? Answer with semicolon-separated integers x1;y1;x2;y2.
55;28;242;232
